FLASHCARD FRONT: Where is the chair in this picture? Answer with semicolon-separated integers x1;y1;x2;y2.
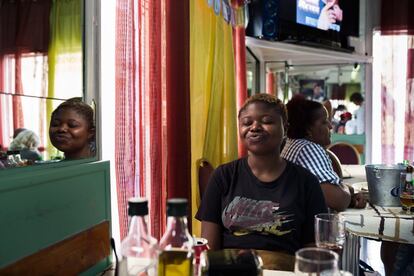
326;149;343;178
327;142;361;165
197;159;214;199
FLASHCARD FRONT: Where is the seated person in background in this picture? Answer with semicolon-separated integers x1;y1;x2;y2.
336;111;352;134
196;94;328;256
9;129;42;162
49;98;95;160
281;97;366;212
349;92;365;134
332;104;347;130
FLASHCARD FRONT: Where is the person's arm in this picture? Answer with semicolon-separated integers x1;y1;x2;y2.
195;166;226;250
201;221;222;250
320;182;351;212
345;184;367;209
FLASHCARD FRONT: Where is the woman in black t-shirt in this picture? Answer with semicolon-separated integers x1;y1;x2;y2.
196;94;327;254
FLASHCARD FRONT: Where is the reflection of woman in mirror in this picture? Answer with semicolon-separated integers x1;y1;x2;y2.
49;98;95;160
9;129;42;162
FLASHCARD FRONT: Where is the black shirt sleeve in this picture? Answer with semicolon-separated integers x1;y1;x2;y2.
301;172;328;245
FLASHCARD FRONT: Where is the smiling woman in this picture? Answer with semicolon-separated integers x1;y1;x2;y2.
49;98;95;160
196;93;328;258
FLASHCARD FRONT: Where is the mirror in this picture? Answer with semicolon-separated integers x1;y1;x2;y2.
246;48;259;96
265;62;365;135
0;0;92;169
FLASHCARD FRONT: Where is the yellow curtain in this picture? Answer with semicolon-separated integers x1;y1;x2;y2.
46;0;82;157
190;0;238;236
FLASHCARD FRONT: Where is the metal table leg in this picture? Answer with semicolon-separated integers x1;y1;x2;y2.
343;231;360;276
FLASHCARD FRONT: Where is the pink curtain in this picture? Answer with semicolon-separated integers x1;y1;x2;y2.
404;46;414;159
115;0;190;240
0;57;3;147
379;1;414;163
115;0;137;240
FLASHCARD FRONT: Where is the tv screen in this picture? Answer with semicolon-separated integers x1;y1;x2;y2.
296;0;342;32
246;0;359;50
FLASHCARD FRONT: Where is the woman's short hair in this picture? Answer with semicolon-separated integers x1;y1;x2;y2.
238;93;288;126
286;97;323;139
52;97;95;130
349;92;364;104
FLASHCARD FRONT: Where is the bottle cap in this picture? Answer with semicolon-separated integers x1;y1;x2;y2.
128;197;148;216
166;198;188;217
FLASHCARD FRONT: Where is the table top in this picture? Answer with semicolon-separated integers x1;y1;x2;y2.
263;270;293;275
341;204;414;244
338;165;414;244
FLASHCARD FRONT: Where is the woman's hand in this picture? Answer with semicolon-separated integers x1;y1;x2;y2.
351;192;367;209
317;1;336;30
347;184;367;209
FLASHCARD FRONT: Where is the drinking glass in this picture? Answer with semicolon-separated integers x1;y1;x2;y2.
315;213;345;256
400;172;414;214
294;247;340;275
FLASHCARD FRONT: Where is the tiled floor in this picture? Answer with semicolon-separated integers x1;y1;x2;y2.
360;238;385;276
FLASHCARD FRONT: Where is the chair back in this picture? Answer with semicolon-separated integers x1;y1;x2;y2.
197;159;214;199
327;142;360;164
326;149;343;178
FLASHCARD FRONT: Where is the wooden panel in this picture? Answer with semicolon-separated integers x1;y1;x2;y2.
0;221;110;275
0;161;111;272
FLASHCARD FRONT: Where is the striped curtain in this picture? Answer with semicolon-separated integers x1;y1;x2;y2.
115;0;190;240
404;39;414;160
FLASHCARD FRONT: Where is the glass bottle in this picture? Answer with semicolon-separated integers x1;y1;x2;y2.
6;151;17;167
158;198;194;276
405;164;413;190
120;198;157;276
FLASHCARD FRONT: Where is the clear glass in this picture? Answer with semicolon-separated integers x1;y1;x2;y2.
120;215;158;276
314;213;345;256
158;216;193;276
294;247;340;275
399;172;414;214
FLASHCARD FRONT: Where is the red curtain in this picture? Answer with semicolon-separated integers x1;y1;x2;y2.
115;0;190;240
0;0;50;54
381;0;414;35
0;0;51;143
232;0;248;158
165;1;191;201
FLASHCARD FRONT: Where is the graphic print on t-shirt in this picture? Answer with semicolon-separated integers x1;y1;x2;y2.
222;196;294;236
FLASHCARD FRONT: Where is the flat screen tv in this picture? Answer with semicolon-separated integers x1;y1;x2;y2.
246;0;359;51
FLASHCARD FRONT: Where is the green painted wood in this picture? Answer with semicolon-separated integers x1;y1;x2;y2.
331;133;365;145
0;160;111;271
331;134;365;164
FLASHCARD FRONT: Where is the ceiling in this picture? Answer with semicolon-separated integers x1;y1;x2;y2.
246;37;372;71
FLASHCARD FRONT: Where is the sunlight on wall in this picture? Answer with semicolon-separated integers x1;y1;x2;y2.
100;0;120;250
